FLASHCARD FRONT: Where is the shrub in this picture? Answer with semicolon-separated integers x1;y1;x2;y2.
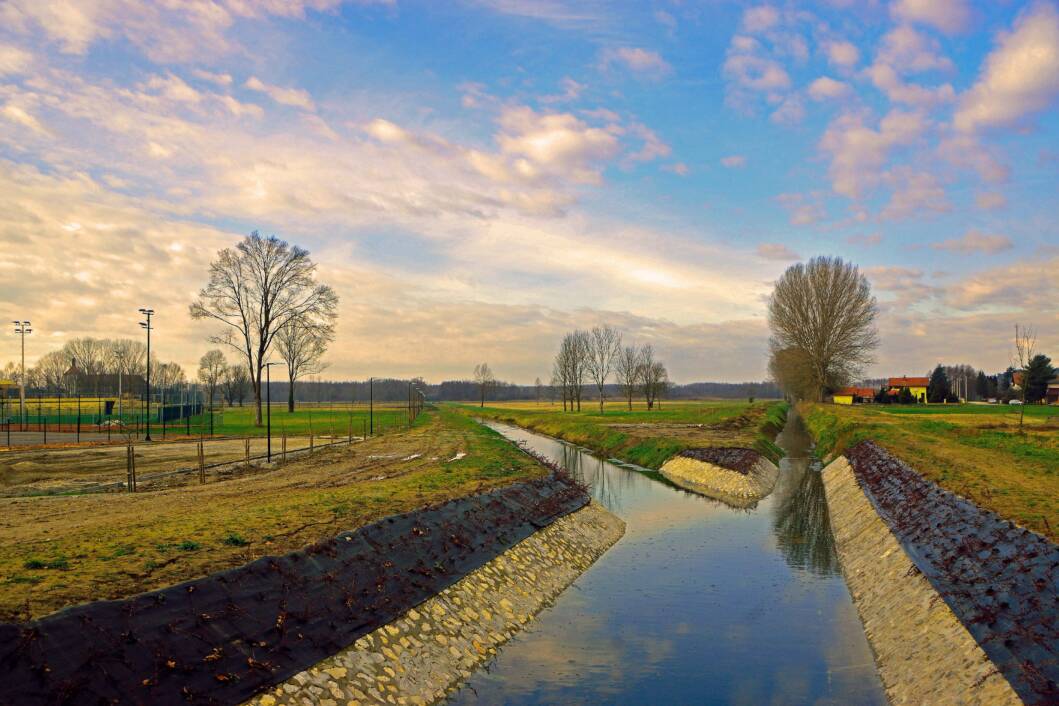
222;532;249;547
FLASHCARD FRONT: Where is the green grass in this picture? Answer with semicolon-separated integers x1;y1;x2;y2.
800;402;1058;541
453;399;789;468
185;403;412;438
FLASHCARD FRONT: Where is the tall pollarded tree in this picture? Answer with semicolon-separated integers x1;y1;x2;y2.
190;232;339;426
767;256;879;401
615;344;643;410
275;316;335;412
586;325;621;413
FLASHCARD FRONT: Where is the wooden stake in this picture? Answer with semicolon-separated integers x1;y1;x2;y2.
245;437;251;467
198;440;205;484
282;432;287;463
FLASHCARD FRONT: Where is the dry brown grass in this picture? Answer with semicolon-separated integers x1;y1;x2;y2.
0;409;541;620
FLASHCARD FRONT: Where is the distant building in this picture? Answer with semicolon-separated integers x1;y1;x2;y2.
887;376;928;403
1047;377;1059;405
832;387;876;405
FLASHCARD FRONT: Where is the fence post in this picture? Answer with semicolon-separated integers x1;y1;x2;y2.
348;418;352;445
245;437;250;467
198;440;205;484
282;432;287;463
127;444;136;492
309;433;314;455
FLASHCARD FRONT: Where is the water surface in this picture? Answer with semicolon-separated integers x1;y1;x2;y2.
449;416;887;705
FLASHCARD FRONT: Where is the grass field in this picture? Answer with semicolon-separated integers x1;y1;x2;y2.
187;403;411;437
0;407;543;620
800;402;1059;541
454;399;789;468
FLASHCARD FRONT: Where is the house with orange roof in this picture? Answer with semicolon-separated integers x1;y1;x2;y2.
887;376;928;403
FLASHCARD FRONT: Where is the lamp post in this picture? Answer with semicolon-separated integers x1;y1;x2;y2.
12;321;31;431
139;308;154;441
114;349;125;424
264;362;279;462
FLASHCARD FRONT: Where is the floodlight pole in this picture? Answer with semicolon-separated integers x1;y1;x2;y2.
139;308;154;441
13;321;31;431
264;362;279;462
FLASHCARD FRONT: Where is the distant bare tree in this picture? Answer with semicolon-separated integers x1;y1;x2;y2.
585;325;622;413
615;345;643;410
190;232;339;426
638;345;669;410
534;377;543;405
275;317;335;412
553;330;590;412
1013;324;1037;431
767;256;879;401
473;362;495;407
221;364;251;407
197;350;226;410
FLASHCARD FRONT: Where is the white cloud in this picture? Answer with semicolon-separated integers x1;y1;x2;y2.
724;40;791;92
932;229;1013;254
600;47;672;77
937;132;1009;183
891;0;972;35
823;40;860;69
496;106;621;183
720;155;746;168
808;76;852;100
880;168;949;220
192;69;233;87
0;45;32;76
742;5;781;33
864;63;956;107
756;243;800;261
819;109;926;199
974;191;1006;210
770;94;805;124
954;3;1059;132
776;192;824;225
877;25;954;72
244;76;316;111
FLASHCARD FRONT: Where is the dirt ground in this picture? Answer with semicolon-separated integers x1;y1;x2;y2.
0;435;336;496
0;409;542;621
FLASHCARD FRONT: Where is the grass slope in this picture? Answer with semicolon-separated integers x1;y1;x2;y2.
801;402;1059;541
455;399;788;468
0;407;542;621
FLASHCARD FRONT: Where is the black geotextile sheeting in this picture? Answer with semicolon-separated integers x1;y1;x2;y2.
0;472;588;706
846;441;1059;706
678;447;762;475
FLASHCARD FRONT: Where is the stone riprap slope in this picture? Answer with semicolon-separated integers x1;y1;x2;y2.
247;501;625;706
660;447;779;508
823;455;1021;706
846;441;1058;706
0;473;589;706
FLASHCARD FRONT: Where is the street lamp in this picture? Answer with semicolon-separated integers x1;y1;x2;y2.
12;321;31;430
139;309;154;441
264;362;279;462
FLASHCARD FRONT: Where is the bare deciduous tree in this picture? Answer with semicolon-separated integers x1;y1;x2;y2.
1013;324;1037;431
767;256;879;401
473;362;495;407
638;345;668;410
585;325;621;413
197;350;227;410
615;345;642;410
552;330;589;412
534;376;543;406
275;316;335;412
190;232;339;426
222;364;251;407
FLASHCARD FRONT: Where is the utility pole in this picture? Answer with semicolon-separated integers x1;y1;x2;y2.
12;321;31;431
139;308;154;441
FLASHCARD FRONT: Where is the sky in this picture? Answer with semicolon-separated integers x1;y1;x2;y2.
0;0;1057;384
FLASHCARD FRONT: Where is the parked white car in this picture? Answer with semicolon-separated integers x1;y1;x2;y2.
1009;399;1023;405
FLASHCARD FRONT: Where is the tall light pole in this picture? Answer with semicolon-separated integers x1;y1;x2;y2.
114;349;125;423
139;308;154;441
12;321;31;431
264;361;279;461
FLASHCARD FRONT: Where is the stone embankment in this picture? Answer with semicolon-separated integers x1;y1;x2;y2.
823;441;1058;706
660;447;779;508
246;501;624;706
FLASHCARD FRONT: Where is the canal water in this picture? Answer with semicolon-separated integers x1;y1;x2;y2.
449;415;888;705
